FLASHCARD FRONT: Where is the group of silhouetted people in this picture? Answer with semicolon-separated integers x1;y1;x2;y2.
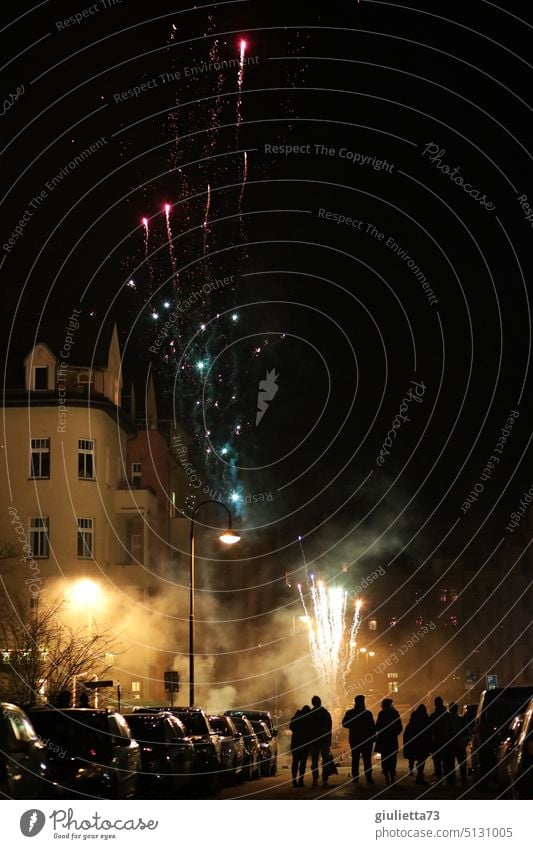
290;695;334;787
291;693;471;788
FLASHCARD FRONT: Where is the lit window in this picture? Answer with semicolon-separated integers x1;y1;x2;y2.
369;619;377;632
77;517;94;558
78;439;95;479
450;615;458;627
450;588;458;602
77;372;93;386
30;438;50;478
132;681;141;693
416;616;424;627
29;517;49;558
34;367;48;390
389;616;397;627
387;672;399;693
131;462;142;488
440;588;447;603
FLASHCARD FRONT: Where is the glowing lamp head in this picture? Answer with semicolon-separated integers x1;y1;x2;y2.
70;579;100;607
219;531;241;545
230;491;240;503
240;39;247;51
142;217;148;227
164;203;171;214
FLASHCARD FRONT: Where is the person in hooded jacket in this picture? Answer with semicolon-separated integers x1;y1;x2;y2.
404;704;432;785
375;698;403;784
430;696;451;780
342;694;376;784
290;705;311;787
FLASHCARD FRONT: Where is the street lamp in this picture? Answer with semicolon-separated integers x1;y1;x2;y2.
70;579;101;637
189;500;240;707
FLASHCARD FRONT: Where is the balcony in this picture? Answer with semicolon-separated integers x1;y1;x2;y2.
115;482;157;517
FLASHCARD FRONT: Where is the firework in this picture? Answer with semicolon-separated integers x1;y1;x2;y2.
203;182;211;255
141;217;154;293
164;203;178;293
235;38;247;138
298;578;362;709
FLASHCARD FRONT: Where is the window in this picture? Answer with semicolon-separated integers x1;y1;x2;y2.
389;616;397;627
450;588;458;602
77;372;93;386
78;439;95;479
131;462;142;488
368;618;377;631
440;588;448;603
132;681;141;694
34;367;48;390
416;616;424;627
387;672;399;694
450;615;458;627
77;517;94;558
30;438;50;478
29;517;49;558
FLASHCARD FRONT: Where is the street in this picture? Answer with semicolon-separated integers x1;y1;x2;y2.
215;751;497;801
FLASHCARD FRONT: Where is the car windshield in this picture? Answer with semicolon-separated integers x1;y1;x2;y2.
482;696;533;729
29;711;111;757
124;716;164;742
208;718;228;734
176;712;209;735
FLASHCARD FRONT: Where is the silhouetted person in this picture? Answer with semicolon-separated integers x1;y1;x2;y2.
78;692;90;708
55;689;73;708
430;696;451;780
403;711;416;775
445;703;468;785
290;705;311;786
375;698;403;784
404;704;432;785
307;695;333;786
342;695;376;784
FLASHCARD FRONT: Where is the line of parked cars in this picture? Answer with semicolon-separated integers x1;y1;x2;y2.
468;685;533;797
0;701;278;799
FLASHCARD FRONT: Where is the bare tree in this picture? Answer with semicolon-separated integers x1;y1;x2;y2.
0;593;121;706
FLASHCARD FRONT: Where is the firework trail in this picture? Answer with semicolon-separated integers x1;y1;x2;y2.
238;150;248;215
235;38;246;145
298;578;362;710
164;203;179;294
203;182;211;255
141;217;155;294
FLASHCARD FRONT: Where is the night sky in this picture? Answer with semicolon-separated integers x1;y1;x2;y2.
2;0;533;575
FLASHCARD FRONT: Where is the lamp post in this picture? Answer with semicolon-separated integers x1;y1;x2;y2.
189;500;240;707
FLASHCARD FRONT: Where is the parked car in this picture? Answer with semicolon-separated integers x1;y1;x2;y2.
224;712;260;780
207;715;245;782
507;695;533;799
250;720;276;777
123;712;195;795
496;714;524;790
28;708;140;798
0;702;52;799
134;707;222;787
226;709;278;774
226;708;278;738
470;686;533;784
